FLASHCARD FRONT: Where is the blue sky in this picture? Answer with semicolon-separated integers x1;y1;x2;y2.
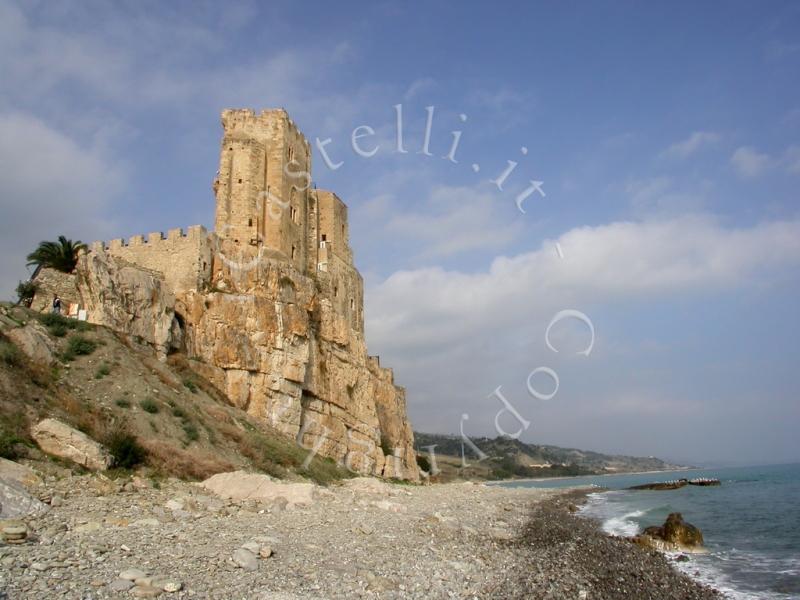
1;1;799;465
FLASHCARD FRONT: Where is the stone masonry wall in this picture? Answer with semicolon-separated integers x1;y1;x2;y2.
90;225;212;294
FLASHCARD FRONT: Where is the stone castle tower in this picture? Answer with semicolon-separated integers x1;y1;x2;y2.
213;109;363;333
30;109;419;481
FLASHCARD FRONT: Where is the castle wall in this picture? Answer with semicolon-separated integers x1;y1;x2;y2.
90;225;212;294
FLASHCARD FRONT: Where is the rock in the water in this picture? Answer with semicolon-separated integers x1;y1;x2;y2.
231;547;259;572
200;471;315;507
0;478;48;518
633;512;705;552
30;418;113;471
661;512;704;546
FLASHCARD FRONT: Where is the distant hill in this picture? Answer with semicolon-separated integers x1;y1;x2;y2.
413;432;689;481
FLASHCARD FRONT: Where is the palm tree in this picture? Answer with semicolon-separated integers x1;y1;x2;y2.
26;236;87;273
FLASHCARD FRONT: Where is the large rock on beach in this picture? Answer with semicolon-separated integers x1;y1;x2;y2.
199;471;315;507
633;512;705;552
0;478;48;518
31;418;113;471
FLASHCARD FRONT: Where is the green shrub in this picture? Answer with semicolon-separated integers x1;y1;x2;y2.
172;405;187;419
15;280;37;305
68;335;97;355
39;313;90;336
94;362;111;379
0;341;21;367
115;398;131;408
182;421;199;442
49;323;68;337
139;398;159;414
104;430;147;469
66;335;97;357
239;430;353;485
182;378;198;393
0;413;30;460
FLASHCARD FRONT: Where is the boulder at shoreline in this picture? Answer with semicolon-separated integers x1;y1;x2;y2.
633;512;706;553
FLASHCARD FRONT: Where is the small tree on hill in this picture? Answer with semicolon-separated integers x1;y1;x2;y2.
15;280;37;306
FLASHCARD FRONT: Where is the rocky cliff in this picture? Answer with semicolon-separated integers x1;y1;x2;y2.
32;240;418;481
28;108;419;481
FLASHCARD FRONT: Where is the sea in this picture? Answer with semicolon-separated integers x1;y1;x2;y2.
501;463;800;599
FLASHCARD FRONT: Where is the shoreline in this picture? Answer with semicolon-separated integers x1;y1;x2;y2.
493;487;722;599
484;466;700;486
1;471;722;599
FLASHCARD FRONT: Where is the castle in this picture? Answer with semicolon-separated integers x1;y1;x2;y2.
31;109;419;481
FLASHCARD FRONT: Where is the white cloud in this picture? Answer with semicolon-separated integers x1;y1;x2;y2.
662;131;720;159
366;216;800;353
731;146;772;177
0;112;125;298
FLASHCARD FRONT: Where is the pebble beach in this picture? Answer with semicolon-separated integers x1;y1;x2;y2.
0;472;722;599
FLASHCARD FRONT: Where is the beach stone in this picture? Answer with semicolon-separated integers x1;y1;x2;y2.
164;499;183;511
232;548;258;572
161;580;182;593
119;568;147;581
1;521;29;544
259;546;273;559
131;585;163;598
240;541;260;554
108;579;135;591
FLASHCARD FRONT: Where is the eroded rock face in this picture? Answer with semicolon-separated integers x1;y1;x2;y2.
43;245;419;481
31;418;113;471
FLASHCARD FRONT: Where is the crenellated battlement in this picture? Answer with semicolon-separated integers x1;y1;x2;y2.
87;225;211;294
90;225;208;253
